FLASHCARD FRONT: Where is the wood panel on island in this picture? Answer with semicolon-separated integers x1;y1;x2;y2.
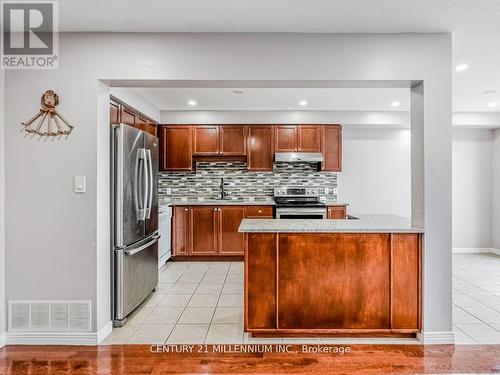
109;99;157;136
172;205;273;258
158;124;341;172
244;232;421;336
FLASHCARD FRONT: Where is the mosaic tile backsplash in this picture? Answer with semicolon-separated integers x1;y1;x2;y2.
158;161;338;200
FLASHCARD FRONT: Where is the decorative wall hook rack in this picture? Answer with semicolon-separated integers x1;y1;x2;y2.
22;90;74;136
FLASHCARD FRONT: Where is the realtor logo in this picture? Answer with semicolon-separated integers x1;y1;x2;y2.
1;1;58;69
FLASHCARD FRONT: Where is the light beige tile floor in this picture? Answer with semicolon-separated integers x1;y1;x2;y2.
104;256;500;345
452;253;500;344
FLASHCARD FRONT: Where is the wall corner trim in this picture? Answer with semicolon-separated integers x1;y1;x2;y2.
417;331;455;344
0;334;5;348
97;321;113;344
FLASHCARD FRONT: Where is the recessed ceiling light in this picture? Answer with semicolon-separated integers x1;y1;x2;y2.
233;90;244;94
484;90;497;95
390;101;400;108
487;102;497;108
188;100;197;106
299;100;308;106
455;64;468;72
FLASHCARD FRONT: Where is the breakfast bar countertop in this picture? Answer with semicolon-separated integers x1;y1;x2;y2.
238;214;424;233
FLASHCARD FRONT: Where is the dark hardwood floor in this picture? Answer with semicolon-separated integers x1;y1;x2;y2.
1;344;500;374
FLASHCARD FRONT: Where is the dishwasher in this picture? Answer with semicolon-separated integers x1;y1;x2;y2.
158;206;172;269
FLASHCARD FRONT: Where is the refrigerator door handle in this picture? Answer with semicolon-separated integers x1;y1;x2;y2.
145;149;153;219
124;234;161;256
141;148;149;220
133;148;143;220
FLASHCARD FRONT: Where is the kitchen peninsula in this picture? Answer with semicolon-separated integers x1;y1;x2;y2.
239;215;423;337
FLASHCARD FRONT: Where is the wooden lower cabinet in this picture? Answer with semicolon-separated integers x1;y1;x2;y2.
328;205;347;219
245;206;273;219
172;205;274;257
219;206;246;255
190;206;218;255
172;207;190;255
245;232;421;335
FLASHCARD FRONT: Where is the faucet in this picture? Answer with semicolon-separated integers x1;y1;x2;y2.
220;178;228;200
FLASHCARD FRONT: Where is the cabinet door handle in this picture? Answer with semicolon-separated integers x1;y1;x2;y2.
258;210;262;213
214;208;217;211
184;208;188;212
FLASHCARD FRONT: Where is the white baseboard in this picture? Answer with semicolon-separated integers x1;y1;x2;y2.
6;321;113;345
417;331;455;344
453;247;500;255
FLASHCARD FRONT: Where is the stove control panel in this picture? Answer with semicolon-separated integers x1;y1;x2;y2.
274;187;321;197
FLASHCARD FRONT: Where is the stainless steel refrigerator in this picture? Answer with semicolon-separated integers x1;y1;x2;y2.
111;123;159;327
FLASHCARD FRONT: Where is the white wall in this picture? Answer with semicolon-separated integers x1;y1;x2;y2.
339;129;411;216
4;32;452;339
452;129;493;249
493;129;500;251
0;69;5;346
160;110;409;127
110;88;160;122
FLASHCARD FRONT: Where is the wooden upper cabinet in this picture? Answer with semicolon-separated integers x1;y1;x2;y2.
190;207;218;255
110;101;120;125
193;126;220;155
137;117;148;132
121;107;136;127
275;125;297;152
322;125;342;171
111;100;157;136
298;125;321;152
146;121;157;137
220;126;246;156
160;126;192;171
219;206;245;255
173;206;190;256
247;126;273;171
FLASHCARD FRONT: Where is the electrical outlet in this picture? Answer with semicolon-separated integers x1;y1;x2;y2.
166;188;172;195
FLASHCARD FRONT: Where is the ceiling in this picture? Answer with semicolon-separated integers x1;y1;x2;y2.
59;0;500;113
60;1;500;33
130;88;410;111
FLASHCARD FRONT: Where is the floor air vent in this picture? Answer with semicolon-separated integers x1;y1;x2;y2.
9;300;91;332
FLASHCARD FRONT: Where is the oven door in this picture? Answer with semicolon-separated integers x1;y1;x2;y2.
275;207;327;219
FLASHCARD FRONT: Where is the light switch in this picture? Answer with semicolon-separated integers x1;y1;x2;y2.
74;176;86;193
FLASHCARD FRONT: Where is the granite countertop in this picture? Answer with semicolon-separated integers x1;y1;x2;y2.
159;198;276;207
238;214;424;234
160;198;349;208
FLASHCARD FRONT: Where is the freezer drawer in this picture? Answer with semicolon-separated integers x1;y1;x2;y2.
114;234;159;325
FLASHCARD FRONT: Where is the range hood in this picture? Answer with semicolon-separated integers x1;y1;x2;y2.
275;152;324;163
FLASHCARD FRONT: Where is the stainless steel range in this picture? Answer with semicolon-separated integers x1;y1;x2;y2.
273;187;327;219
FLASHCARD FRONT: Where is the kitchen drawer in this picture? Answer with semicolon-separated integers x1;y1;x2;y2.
245;206;273;218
